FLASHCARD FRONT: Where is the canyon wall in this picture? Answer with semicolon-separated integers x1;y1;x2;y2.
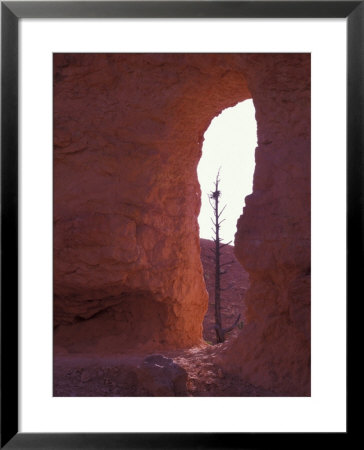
54;53;310;395
53;54;251;352
227;54;311;396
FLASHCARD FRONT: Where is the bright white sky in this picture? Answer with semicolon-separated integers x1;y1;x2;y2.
197;100;257;244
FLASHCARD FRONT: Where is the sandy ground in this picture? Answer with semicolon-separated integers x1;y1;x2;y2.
54;345;279;397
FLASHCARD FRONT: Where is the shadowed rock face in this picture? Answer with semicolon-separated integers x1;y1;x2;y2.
228;54;311;396
54;53;310;395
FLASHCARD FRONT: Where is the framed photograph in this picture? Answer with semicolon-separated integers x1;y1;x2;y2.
1;1;357;448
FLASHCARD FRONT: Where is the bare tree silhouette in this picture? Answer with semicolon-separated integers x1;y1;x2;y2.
209;169;241;343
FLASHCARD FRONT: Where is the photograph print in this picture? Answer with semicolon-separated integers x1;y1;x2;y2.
53;53;310;397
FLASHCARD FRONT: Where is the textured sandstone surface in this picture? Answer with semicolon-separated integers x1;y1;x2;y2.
224;54;311;396
54;54;310;395
54;54;251;351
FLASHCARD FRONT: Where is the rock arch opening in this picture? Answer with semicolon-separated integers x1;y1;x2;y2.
198;100;257;243
197;100;257;344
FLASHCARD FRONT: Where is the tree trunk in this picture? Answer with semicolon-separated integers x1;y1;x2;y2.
209;170;240;344
213;188;224;343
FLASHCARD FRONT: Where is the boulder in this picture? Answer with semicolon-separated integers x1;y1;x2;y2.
136;355;188;396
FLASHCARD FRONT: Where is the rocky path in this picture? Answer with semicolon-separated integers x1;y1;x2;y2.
54;344;278;397
170;345;279;397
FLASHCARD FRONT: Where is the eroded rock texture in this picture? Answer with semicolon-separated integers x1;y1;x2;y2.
54;54;251;351
54;53;310;395
225;54;311;396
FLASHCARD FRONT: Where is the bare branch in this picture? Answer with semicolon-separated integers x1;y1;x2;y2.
218;204;227;218
220;260;235;267
215;167;221;186
212;237;222;243
208;196;215;209
222;314;241;334
219;241;232;249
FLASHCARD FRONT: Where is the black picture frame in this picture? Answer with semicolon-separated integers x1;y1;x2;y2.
1;1;358;448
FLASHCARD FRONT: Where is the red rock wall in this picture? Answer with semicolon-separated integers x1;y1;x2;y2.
53;54;251;351
54;54;310;395
227;54;311;396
